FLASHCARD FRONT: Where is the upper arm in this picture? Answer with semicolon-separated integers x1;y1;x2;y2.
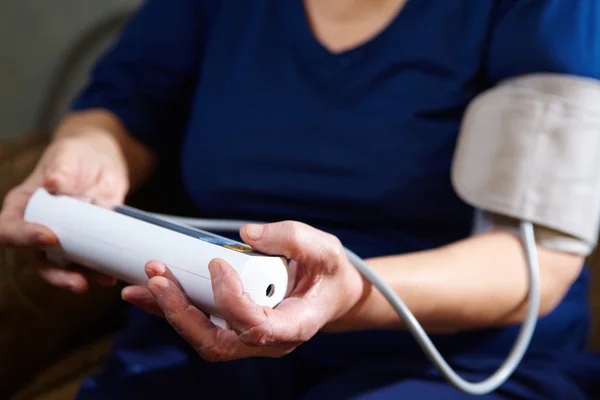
476;0;599;277
71;0;221;154
486;0;600;82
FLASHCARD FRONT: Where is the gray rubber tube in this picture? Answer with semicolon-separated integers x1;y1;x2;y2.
151;213;540;396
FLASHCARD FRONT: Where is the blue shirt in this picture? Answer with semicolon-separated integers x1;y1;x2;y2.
72;0;600;396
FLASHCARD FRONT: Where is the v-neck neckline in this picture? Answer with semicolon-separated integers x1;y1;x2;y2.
286;0;415;64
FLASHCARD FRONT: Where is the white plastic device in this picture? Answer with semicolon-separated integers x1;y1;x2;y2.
23;187;540;396
23;188;289;329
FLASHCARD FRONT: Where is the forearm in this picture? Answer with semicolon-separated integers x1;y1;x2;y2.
327;229;584;333
53;109;156;190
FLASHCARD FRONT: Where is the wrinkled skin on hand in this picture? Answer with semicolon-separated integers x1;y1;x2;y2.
0;135;129;293
123;221;367;361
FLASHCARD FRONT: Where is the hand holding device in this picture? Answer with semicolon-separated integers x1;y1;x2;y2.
23;188;291;328
0;134;129;292
120;220;365;359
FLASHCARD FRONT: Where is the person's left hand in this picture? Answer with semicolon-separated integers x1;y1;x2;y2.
122;221;367;361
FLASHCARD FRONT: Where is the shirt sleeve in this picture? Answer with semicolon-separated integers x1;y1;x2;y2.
485;0;600;83
479;0;600;254
71;0;220;153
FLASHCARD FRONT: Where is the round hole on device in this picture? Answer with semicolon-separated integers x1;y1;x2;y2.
266;284;275;298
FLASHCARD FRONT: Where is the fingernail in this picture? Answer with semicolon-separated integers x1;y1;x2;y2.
208;260;223;279
37;232;56;244
151;276;169;289
244;224;264;240
121;287;132;298
145;262;165;277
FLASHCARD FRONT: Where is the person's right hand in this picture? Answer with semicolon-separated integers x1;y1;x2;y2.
0;133;130;293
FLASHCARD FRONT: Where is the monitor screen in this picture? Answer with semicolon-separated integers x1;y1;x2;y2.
114;205;260;255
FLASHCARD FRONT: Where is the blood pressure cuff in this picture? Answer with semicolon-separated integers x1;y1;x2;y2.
452;73;600;256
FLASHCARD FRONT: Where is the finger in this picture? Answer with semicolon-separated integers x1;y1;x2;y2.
41;149;90;195
209;259;267;329
146;276;229;356
43;165;80;195
148;271;293;361
240;221;343;266
144;261;183;290
92;170;128;204
38;263;90;294
138;260;190;317
0;219;58;247
0;188;58;247
121;286;164;317
84;269;117;287
209;259;305;347
143;260;197;304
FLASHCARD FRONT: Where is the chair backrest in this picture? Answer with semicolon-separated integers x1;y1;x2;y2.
35;10;134;132
0;1;139;142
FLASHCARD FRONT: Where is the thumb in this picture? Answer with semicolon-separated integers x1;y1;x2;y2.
41;155;87;196
43;167;74;194
240;221;325;262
